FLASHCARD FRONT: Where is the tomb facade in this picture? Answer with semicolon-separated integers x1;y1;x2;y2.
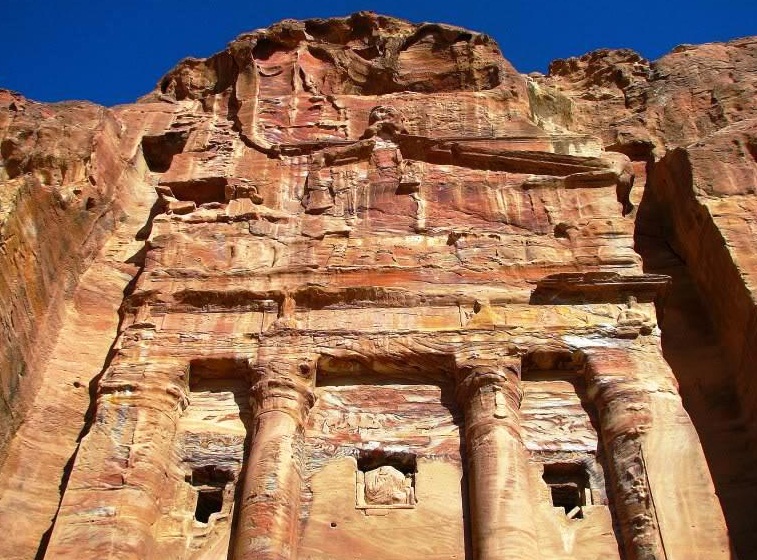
3;11;755;560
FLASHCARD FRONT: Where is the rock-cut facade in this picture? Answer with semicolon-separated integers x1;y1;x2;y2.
1;12;757;560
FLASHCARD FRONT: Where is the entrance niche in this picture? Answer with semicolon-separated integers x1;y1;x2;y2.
520;348;622;559
298;355;467;560
155;357;253;558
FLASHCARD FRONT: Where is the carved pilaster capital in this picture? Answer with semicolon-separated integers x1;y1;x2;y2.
454;358;522;416
583;348;677;404
250;376;315;426
582;350;657;439
249;358;317;426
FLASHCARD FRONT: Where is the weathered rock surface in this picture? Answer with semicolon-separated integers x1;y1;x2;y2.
531;37;757;158
0;12;754;560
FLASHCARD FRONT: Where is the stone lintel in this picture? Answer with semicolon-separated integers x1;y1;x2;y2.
531;272;671;305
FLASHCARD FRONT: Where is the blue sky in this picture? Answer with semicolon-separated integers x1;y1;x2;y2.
1;0;754;106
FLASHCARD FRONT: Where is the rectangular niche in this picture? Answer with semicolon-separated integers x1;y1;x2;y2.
187;465;235;524
195;488;223;524
355;450;417;510
542;463;592;520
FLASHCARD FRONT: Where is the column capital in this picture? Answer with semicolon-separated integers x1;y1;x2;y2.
250;358;316;426
250;377;315;428
582;348;677;415
454;357;521;404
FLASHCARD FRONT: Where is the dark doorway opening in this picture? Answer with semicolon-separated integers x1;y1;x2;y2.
195;488;224;523
543;463;589;519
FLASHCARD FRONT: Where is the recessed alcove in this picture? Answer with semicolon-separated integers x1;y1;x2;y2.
520;348;620;557
141;131;188;173
163;177;228;205
194;488;223;523
154;357;253;555
187;465;234;524
299;356;467;559
542;463;591;519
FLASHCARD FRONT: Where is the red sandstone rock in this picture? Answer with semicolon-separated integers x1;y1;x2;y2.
0;90;136;454
531;37;757;158
0;12;755;560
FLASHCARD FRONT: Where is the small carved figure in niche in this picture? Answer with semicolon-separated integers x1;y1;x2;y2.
466;298;503;329
356;464;416;509
302;154;335;214
364;465;410;505
617;295;655;335
603;152;636;216
492;386;508;419
132;302;156;329
271;293;298;329
398;160;421;193
361;106;408;140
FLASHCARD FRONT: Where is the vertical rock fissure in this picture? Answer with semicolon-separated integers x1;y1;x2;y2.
635;162;757;557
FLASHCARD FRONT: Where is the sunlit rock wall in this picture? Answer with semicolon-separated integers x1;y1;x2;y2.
1;12;754;560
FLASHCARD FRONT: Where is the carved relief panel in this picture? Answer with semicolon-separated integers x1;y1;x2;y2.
356;453;417;510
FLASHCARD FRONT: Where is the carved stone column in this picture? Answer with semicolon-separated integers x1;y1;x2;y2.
585;364;665;560
456;358;539;560
585;348;730;560
44;359;190;559
232;366;315;560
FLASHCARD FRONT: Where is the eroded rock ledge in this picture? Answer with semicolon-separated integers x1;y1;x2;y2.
0;12;755;560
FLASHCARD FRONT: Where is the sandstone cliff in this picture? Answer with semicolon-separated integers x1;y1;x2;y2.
0;12;754;560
